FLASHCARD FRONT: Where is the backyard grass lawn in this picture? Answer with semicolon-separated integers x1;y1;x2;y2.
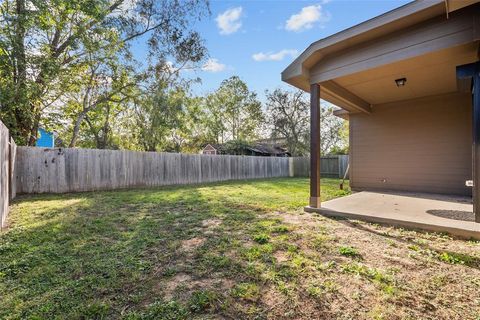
1;178;480;319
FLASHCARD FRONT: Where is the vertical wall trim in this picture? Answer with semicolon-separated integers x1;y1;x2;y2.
473;62;480;222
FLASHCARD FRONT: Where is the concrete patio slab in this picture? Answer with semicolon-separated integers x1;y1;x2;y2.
305;191;480;239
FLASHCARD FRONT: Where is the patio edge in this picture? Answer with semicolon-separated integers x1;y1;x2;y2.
304;206;480;240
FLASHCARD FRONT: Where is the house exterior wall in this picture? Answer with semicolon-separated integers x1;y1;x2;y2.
36;128;54;148
349;92;472;196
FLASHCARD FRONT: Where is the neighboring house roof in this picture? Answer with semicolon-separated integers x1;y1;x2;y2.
281;0;480;93
202;142;290;156
246;143;290;156
203;143;226;152
202;144;218;151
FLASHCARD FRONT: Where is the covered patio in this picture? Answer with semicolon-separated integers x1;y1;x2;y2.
305;190;480;239
283;0;480;237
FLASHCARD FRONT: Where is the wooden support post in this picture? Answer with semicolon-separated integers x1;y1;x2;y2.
473;63;480;223
310;83;321;208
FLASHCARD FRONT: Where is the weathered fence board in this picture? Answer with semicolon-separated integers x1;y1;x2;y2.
291;157;310;177
338;155;349;179
320;155;339;178
289;155;349;178
9;137;16;200
0;121;13;230
15;147;292;194
13;146;349;196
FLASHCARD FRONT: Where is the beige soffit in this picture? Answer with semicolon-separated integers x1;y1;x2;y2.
446;0;480;12
281;0;449;92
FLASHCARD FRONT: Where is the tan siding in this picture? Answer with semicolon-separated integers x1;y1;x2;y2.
350;92;472;195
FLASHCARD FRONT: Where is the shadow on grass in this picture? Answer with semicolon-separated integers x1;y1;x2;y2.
3;178;478;319
1;178;333;319
2;185;221;318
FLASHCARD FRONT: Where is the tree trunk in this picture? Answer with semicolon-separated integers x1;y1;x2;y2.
27;112;40;146
69;112;87;147
13;0;31;143
14;0;26;86
96;105;111;149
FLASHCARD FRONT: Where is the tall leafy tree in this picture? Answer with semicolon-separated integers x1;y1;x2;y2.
201;93;227;143
321;105;348;155
60;52;138;147
265;88;348;156
208;76;263;142
265;89;309;156
0;0;209;145
133;61;194;152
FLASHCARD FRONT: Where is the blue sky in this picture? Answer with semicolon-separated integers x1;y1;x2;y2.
147;0;412;99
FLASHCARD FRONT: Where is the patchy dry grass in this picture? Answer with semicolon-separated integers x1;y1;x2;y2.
1;178;479;319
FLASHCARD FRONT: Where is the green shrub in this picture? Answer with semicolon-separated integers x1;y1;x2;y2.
339;246;360;258
232;283;260;301
272;225;290;233
142;300;188;320
188;290;217;313
437;252;473;265
253;234;269;244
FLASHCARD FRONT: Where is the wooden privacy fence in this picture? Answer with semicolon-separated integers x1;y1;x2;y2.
290;155;349;178
1;115;349;229
0;121;16;230
14;149;349;194
15;147;292;194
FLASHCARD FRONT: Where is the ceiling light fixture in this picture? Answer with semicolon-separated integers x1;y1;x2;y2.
395;77;407;87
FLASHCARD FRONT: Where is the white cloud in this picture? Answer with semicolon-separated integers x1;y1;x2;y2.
164;61;178;73
216;7;243;35
202;58;227;72
118;0;138;12
111;0;138;17
252;49;299;62
285;4;330;32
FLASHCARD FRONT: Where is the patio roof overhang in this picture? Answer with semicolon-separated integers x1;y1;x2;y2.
282;0;480;114
282;0;480;224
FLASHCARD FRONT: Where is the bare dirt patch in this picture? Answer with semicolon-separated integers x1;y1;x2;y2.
202;218;222;229
162;273;235;300
261;286;286;311
277;211;322;227
274;251;289;263
201;218;222;234
162;273;192;300
181;237;205;251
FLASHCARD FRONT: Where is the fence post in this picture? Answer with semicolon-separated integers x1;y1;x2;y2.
289;157;294;177
338;155;341;179
0;122;10;230
8;133;12;201
337;155;349;179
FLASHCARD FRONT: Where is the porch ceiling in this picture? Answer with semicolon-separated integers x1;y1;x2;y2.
330;42;479;107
